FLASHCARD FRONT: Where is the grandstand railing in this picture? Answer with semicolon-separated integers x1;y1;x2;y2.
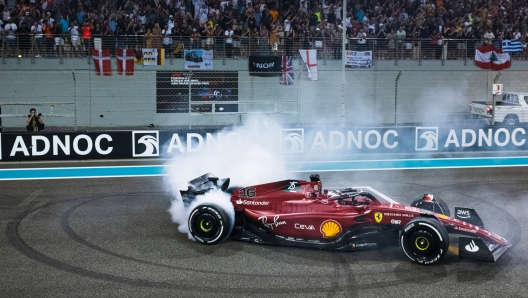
2;34;527;64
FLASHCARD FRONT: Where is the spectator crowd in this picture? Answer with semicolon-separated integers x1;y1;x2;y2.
1;0;528;59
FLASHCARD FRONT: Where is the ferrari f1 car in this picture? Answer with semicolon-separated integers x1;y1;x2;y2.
182;173;511;265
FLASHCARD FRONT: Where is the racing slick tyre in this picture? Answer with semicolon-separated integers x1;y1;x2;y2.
188;204;233;244
411;194;450;217
400;217;449;265
503;115;519;126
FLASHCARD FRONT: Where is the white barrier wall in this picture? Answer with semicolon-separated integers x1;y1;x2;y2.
1;58;527;129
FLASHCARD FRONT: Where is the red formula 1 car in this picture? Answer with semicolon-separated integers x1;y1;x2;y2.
183;174;511;265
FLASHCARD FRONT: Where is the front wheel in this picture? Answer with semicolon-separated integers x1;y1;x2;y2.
400;217;449;265
503;115;519;126
188;203;233;244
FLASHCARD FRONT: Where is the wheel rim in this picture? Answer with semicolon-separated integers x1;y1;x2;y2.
415;236;430;251
200;219;213;232
193;212;219;238
408;230;437;257
506;117;517;126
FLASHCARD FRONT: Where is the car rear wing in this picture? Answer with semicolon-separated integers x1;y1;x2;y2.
179;173;230;205
459;237;511;262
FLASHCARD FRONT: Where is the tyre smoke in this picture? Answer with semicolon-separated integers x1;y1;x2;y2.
164;117;294;239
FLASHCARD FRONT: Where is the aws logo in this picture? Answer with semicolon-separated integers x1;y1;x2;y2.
132;131;159;157
415;127;438;151
280;129;304;153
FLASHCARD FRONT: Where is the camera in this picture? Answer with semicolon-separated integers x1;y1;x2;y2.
38;113;42;117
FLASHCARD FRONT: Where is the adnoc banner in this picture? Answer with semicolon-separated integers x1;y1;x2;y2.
0;132;132;161
1;126;527;161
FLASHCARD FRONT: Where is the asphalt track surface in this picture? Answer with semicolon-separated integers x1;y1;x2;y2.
1;163;528;297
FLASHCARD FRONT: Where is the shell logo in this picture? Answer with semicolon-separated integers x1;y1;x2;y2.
320;220;342;238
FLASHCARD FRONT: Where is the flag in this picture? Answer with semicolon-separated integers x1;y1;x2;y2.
91;49;111;76
299;49;318;80
158;49;165;65
134;49;144;65
280;56;294;85
248;56;281;77
502;39;524;53
116;48;135;75
475;44;511;70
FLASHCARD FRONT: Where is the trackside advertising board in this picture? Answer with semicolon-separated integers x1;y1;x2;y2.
1;126;528;161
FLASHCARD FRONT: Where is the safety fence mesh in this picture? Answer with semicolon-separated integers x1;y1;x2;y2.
1;69;527;131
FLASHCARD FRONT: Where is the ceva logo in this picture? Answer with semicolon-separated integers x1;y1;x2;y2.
280;129;304;153
415;127;438;151
132;131;159;157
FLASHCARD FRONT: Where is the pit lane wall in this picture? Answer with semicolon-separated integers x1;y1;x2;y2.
2;59;528;128
1;126;527;161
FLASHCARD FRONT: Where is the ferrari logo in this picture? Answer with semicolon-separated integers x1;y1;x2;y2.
374;212;383;223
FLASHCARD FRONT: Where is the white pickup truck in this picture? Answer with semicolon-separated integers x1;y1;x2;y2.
470;92;528;125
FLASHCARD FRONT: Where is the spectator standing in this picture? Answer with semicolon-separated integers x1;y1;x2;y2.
152;22;162;48
483;28;494;44
31;21;43;57
225;25;234;58
70;22;81;57
233;24;242;58
19;23;31;57
161;23;172;54
4;18;17;57
43;19;54;57
259;24;269;55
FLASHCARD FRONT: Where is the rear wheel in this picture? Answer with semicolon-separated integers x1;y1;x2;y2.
188;204;233;244
400;217;449;265
503;115;519;126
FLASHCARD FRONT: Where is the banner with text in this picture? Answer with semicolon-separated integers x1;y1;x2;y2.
2;126;528;161
249;56;281;77
156;71;238;113
184;49;214;70
345;51;373;68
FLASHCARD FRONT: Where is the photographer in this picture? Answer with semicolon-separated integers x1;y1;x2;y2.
26;108;44;131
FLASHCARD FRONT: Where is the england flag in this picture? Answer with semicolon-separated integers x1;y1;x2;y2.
280;56;294;85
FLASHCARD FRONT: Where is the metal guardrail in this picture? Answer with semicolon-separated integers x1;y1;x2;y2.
2;34;527;64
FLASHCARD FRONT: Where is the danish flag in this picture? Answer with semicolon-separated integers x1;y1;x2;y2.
91;49;112;76
117;48;135;75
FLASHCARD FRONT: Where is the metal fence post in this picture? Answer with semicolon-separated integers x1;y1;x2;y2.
87;38;91;64
418;39;422;66
1;38;6;64
188;71;192;129
464;40;467;66
491;71;502;125
59;35;64;64
30;35;35;64
394;71;402;125
395;42;398;66
16;36;20;64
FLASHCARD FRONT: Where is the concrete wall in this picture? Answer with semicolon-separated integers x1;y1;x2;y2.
1;57;527;129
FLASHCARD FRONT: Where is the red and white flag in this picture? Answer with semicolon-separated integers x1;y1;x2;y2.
299;49;318;80
117;48;135;75
91;49;112;76
475;44;511;71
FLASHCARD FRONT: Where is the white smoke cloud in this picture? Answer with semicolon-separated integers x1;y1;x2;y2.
163;116;296;239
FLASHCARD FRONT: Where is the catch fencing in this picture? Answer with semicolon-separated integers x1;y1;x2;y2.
2;68;528;132
2;35;528;64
